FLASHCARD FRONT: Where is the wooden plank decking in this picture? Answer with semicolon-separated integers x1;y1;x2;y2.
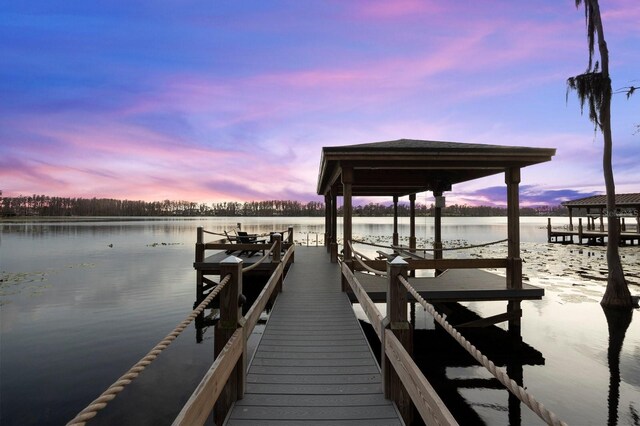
224;247;402;426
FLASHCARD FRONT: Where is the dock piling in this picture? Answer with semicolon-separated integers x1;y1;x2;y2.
385;257;414;425
215;256;245;425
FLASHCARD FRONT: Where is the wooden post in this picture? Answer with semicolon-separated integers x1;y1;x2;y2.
547;218;552;243
569;207;574;231
215;256;245;425
393;195;399;246
385;257;413;425
579;218;583;244
272;233;282;293
434;191;443;261
196;227;205;304
330;185;338;263
324;193;331;251
621;218;626;232
505;168;522;290
342;166;353;261
599;208;605;232
409;193;416;252
342;166;353;291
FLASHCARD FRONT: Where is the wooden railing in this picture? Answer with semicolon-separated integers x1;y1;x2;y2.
341;259;459;426
175;234;295;425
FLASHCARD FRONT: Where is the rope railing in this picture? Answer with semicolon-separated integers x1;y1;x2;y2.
67;274;232;426
242;240;278;273
202;229;227;237
352;238;508;252
397;274;567;426
348;241;387;276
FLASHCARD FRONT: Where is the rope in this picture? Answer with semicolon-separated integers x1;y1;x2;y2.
242;241;277;273
67;274;232;426
397;275;567;426
352;238;508;252
202;229;227;237
348;241;387;276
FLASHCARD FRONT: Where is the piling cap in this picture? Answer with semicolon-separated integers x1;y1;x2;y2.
221;255;243;264
389;256;408;265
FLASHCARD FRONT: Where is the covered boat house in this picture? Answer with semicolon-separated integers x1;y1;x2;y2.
548;193;640;245
317;139;556;330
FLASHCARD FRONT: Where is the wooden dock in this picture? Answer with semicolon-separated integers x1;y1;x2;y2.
547;217;640;245
225;246;402;425
180;227;551;425
351;269;543;303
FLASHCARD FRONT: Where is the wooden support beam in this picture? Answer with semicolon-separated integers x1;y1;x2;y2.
385;257;413;425
455;309;522;328
393;195;399;246
505;168;521;289
342;166;353;261
324;193;331;251
271;234;282;293
342;166;353;291
214;256;245;425
409;193;416;252
330;184;338;263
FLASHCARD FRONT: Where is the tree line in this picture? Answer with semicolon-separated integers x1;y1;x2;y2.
0;194;568;217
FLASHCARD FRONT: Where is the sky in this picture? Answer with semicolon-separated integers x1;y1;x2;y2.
1;1;639;207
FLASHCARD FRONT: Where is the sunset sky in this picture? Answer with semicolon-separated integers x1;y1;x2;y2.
1;1;639;207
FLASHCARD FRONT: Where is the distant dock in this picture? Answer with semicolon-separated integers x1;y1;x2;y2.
547;217;640;245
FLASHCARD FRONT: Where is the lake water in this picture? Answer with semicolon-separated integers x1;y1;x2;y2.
1;217;638;425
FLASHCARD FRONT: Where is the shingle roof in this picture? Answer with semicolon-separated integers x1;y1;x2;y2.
562;193;640;207
317;138;556;196
322;138;546;153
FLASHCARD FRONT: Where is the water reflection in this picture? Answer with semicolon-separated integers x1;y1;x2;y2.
412;302;544;425
603;306;634;426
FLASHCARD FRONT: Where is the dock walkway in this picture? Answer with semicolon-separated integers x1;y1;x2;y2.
225;247;402;425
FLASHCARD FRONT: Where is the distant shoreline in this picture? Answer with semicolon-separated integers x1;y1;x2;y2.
1;214;570;223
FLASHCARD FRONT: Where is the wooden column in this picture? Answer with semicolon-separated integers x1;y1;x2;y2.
272;233;282;293
342;167;353;291
384;257;413;425
195;227;205;303
342;167;353;261
569;207;574;231
505;168;522;339
505;168;521;289
330;185;338;263
215;256;245;425
409;193;416;251
433;191;443;261
324;193;331;250
637;207;640;233
579;218;584;244
599;207;605;232
393;195;399;246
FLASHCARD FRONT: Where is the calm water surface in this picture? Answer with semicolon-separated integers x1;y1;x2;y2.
1;217;638;425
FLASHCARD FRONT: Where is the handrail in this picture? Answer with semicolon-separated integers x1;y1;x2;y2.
348;241;387;276
341;263;384;339
175;243;295;425
242;240;277;273
243;245;294;335
172;329;243;425
397;274;567;426
67;274;232;426
340;263;455;425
